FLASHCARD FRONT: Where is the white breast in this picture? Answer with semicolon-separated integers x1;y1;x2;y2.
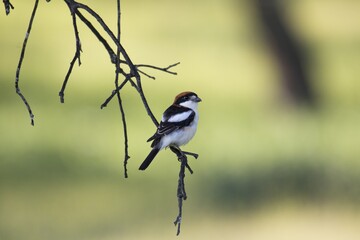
159;108;199;150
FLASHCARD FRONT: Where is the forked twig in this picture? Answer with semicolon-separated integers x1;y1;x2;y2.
3;0;14;15
136;62;180;80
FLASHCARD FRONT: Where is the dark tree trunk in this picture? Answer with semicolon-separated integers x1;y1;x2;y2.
256;0;315;105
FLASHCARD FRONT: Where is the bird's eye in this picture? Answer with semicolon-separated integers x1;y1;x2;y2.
183;96;189;100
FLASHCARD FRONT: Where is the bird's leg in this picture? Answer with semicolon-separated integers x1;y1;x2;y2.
169;146;198;159
169;145;183;158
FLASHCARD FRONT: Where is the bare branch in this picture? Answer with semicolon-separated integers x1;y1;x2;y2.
117;91;130;178
59;6;82;103
134;79;159;126
100;76;132;109
115;0;130;178
15;0;40;126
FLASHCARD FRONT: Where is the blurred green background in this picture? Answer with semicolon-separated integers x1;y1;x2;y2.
1;0;360;239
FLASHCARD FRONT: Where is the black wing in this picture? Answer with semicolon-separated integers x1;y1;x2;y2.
147;105;195;147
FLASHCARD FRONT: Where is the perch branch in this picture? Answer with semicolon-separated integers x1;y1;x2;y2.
171;148;189;236
170;146;197;235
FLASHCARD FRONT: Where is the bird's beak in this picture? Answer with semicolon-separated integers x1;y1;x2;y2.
195;97;202;102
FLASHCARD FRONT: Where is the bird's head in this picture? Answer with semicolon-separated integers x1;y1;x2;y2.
174;91;202;110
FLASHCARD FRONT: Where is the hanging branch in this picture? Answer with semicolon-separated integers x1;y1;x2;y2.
3;0;14;15
114;0;130;178
59;4;82;103
116;82;130;178
15;0;40;126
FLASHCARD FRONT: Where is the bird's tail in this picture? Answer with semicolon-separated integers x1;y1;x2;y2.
139;148;160;170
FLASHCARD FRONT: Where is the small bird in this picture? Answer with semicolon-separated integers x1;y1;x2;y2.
139;91;202;170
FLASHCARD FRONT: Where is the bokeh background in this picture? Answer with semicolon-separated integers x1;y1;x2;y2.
1;0;360;239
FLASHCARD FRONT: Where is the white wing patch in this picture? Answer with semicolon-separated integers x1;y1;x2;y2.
167;110;192;122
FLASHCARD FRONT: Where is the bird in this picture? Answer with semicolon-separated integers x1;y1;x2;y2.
139;91;202;170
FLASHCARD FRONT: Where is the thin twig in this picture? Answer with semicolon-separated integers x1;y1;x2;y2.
136;62;180;77
115;0;130;178
136;62;179;80
117;90;130;178
59;5;82;103
15;0;40;126
137;69;156;80
100;76;132;109
134;78;159;126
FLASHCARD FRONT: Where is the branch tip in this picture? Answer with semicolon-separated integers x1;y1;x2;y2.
3;0;14;15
